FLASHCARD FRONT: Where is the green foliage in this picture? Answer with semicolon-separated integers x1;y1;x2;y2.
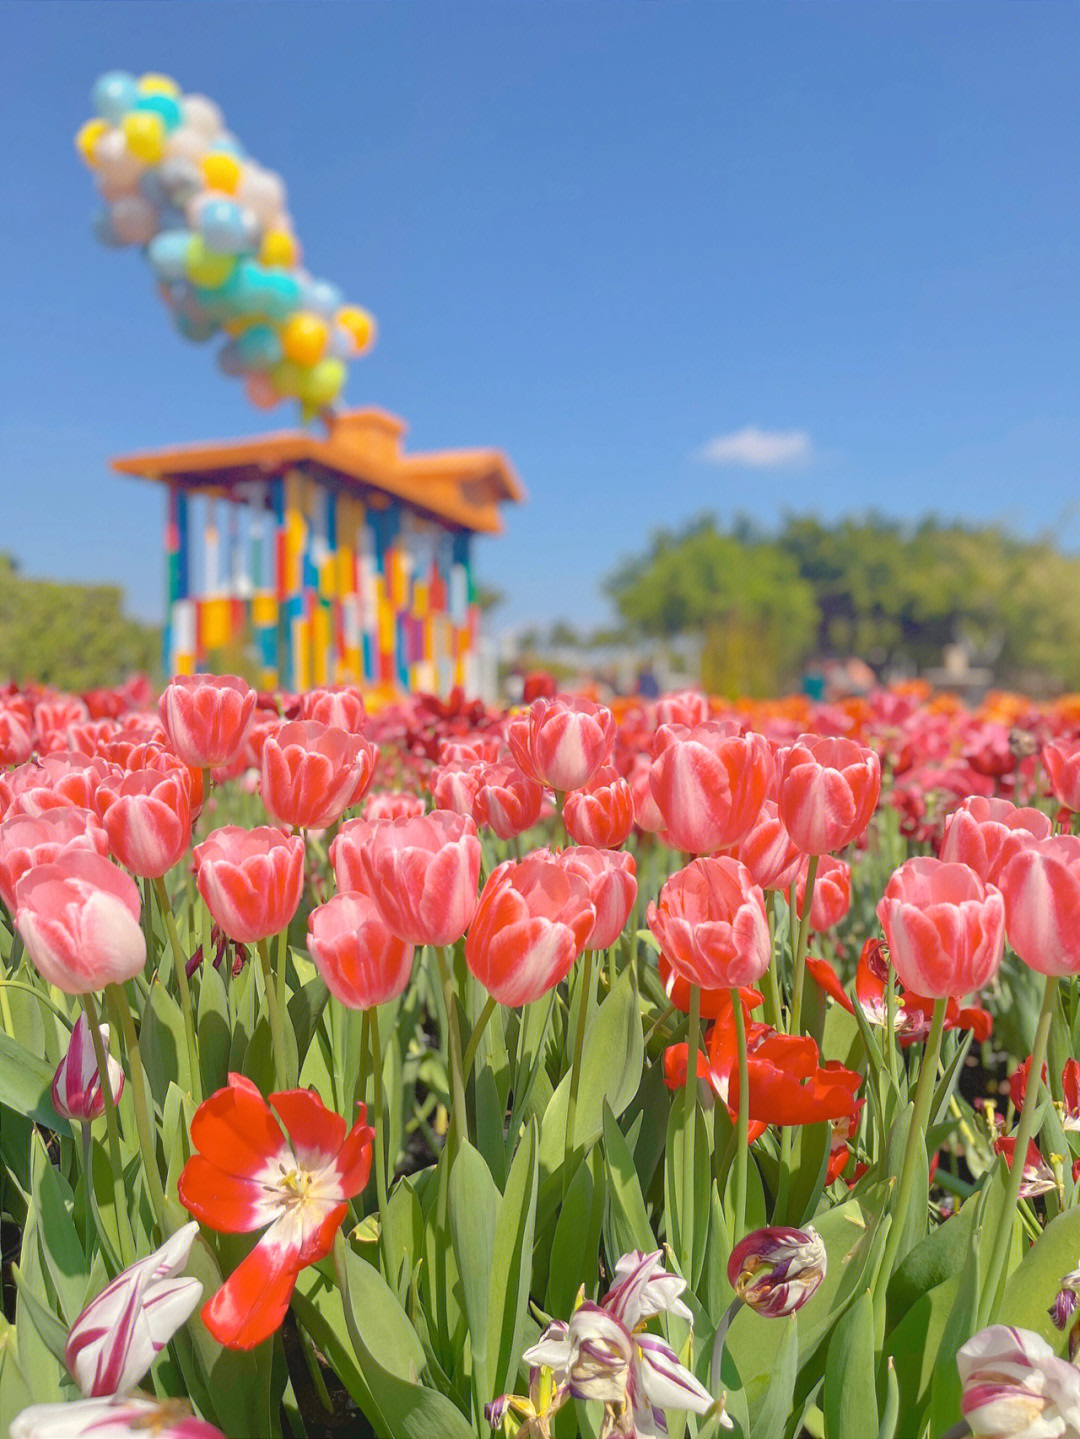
0;554;160;690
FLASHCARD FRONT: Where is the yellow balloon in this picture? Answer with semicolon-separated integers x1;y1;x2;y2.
138;73;180;97
259;229;299;269
122;110;165;164
201;152;242;195
336;305;376;354
302;358;347;408
186;236;236;289
75;118;110;166
271;359;307;398
281;313;329;367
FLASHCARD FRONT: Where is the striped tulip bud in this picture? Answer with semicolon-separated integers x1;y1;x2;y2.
52;1012;124;1122
727;1225;826;1317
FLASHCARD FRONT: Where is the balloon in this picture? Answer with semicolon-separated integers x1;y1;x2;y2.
303;279;343;319
235;166;285;226
213;132;246;158
300;357;346;409
270;358;307;397
175;311;217;343
91;210;122;248
110;194;158;246
94;129;143;187
199;198;258;254
122;110;166;164
259;268;303;321
217;340;247;376
327;324;355;361
185;235;236;288
163;125;209;165
246;372;281;409
236;324;282;370
97;171;139;203
147;230;193;282
75;118;109;166
138;168;169;206
157;156;203;206
92;71;138;124
182;95;224;139
259;228;299;268
201;152;242;193
134;92;182;131
281;313;328;367
138;73;180;98
336;305;376;354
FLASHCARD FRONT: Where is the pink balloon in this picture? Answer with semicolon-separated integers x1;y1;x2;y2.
245;373;280;410
111;195;159;246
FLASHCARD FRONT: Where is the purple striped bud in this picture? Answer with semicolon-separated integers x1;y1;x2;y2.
51;1012;124;1123
727;1224;827;1317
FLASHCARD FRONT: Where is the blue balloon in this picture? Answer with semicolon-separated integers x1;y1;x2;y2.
199;199;258;256
217;340;247;376
260;268;302;321
213;133;246;158
327;324;354;362
148;230;193;283
135;92;182;130
236;324;282;370
92;71;138;125
139;169;169;207
303;279;344;319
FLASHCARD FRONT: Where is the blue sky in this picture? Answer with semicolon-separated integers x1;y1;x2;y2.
2;1;1078;637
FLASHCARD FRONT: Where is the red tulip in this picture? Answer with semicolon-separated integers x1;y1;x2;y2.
998;836;1080;976
558;846;637;951
1043;738;1080;813
94;768;192;879
796;854;851;933
260;720;375;830
646;857;770;991
15;851;145;994
719;800;803;892
307;892;414;1009
178;1075;372;1348
1011;1056;1080;1130
939;795;1052;886
358;810;481;947
193;826;304;945
807;943;993;1045
465;850;596;1006
507;696;616;792
159;674;256;770
563;766;635;849
648;723;772;854
992;1137;1057;1198
876;857;1005;998
472;760;544;840
0;807;109;911
779;735;881;855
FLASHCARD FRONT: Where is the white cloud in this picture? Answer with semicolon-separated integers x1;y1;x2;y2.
696;427;813;469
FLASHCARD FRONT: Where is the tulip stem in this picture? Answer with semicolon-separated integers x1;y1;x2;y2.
461;994;499;1091
979;973;1059;1330
434;946;468;1156
108;983;169;1238
565;951;594;1177
682;983;700;1278
258;940;288;1093
789;856;818;1038
367;1004;393;1283
730;989;749;1247
762;892;785;1033
873;995;948;1337
80;991;135;1267
152;876;202;1104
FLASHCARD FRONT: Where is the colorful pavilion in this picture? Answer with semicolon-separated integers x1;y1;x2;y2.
113;409;523;694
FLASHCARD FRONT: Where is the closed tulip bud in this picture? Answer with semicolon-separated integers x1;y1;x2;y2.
720;800;803;892
260;720;375;830
506;696;616;793
876;857;1005;998
51;1012;124;1122
648;723;772;855
563;766;635;849
193;825;304;944
727;1225;826;1317
939;795;1053;886
647;857;771;991
307;891;414;1008
472;760;544;840
159;673;256;769
358;810;481;947
558;846;637;951
95;768;192;878
65;1222;202;1397
779;735;881;855
15;852;145;994
998;836;1080;976
1043;738;1080;813
958;1326;1080;1439
796;854;851;933
466;851;596;1006
0;807;109;911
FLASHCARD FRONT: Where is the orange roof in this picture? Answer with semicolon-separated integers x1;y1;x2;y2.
111;408;525;535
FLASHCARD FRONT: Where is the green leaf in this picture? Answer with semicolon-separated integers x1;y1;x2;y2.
487;1117;540;1400
887;1192;975;1333
785;1122;832;1229
197;961;231;1097
12;1264;68;1366
665;1100;711;1288
141;979;191;1103
602;1102;657;1261
0;1030;70;1135
448;1141;500;1391
929;1224;981;1439
0;1316;34;1438
30;1133;87;1326
752;1314;799;1438
287;972;330;1068
242;1013;298;1097
547;1148;605;1318
1001;1206;1080;1345
823;1290;878;1439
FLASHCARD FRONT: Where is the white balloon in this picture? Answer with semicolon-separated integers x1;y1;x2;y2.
94;129;143;187
164;125;209;165
235;167;286;225
182;94;224;139
111;195;159;246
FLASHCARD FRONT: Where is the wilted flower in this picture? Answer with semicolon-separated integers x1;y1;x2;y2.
1050;1268;1080;1360
727;1225;827;1317
957;1325;1080;1439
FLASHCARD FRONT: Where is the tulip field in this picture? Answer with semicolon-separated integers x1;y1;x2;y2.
2;676;1080;1439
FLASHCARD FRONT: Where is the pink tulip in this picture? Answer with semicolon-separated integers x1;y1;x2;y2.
876;857;1005;998
159;673;255;769
427;761;482;817
0;807;109;911
299;685;367;735
507;696;616;793
779;735;881;855
15;852;145;994
647;857;771;991
720;799;803;892
472;760;544;840
94;768;192;879
0;752;114;820
796;854;851;933
193;826;304;945
939;795;1053;886
998;836;1080;976
364;791;426;823
559;846;637;951
307;891;415;1008
563;766;635;849
1044;737;1080;813
648;723;772;854
358;810;481;947
0;700;34;765
260;720;375;830
52;1011;124;1122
